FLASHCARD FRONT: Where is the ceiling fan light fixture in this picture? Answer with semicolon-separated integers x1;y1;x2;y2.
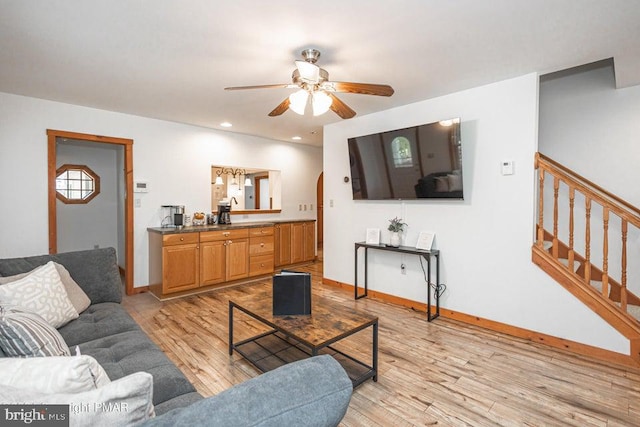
312;91;332;116
295;60;320;83
289;90;308;115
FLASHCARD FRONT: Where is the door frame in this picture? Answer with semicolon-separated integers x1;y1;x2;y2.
47;129;135;295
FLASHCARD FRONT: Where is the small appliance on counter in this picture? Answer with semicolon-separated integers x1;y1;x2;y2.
217;203;232;225
161;205;185;228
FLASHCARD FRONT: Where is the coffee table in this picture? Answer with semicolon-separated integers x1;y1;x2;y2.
229;292;378;387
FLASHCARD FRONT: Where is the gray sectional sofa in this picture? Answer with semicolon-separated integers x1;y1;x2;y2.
0;248;352;426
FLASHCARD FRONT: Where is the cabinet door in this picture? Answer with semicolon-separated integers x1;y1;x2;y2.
274;223;292;267
290;222;305;264
200;240;226;286
163;244;199;293
226;238;249;281
303;222;316;261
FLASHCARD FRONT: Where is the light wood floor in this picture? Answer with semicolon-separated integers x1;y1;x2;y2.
123;260;640;426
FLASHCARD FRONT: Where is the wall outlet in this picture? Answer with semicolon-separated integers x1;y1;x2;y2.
299;204;302;211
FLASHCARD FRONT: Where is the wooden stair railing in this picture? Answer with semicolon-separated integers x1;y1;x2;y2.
533;153;640;358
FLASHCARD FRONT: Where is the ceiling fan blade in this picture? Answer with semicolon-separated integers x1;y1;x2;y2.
225;84;296;91
268;98;290;117
322;81;394;96
327;93;356;119
295;60;320;83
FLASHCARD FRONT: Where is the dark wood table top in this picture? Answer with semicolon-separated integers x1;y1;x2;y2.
230;291;378;349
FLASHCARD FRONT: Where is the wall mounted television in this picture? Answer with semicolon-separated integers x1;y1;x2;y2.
348;118;463;200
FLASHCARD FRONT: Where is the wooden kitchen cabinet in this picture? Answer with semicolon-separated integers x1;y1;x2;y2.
148;222;311;299
153;233;200;295
200;228;249;284
249;226;274;276
274;223;292;267
303;221;315;262
286;221;316;266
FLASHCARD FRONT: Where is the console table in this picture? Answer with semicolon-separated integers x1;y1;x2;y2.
354;242;441;321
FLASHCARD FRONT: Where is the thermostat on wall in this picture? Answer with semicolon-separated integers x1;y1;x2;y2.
501;160;514;176
134;181;149;193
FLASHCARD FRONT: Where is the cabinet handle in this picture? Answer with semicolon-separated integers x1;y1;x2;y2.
180;237;184;241
261;263;265;267
223;232;230;236
228;240;233;244
260;243;265;247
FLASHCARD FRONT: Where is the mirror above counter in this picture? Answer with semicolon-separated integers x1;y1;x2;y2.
211;165;282;214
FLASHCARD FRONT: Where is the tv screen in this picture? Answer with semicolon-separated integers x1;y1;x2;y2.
348;118;462;200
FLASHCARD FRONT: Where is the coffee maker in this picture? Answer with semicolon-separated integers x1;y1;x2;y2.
161;205;185;228
217;203;231;225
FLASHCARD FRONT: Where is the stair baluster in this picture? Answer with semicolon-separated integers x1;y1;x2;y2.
585;198;591;284
568;187;575;273
602;208;609;299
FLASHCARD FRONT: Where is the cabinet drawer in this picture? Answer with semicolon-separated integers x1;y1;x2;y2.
200;228;249;242
163;233;199;246
249;226;274;237
250;235;274;255
249;254;274;276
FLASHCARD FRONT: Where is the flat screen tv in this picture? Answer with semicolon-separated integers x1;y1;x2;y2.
348;118;463;200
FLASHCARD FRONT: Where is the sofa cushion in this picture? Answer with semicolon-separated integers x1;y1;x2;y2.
145;355;352;427
57;303;141;347
57;302;198;408
77;330;197;407
0;247;122;304
0;305;70;357
153;392;203;416
0;354;110;393
0;262;91;314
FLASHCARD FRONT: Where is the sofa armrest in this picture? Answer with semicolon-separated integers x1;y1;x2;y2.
0;248;122;304
144;355;353;427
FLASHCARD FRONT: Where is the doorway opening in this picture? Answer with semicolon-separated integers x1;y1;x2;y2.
47;129;135;295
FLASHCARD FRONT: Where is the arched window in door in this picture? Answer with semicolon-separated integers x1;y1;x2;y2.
391;136;413;168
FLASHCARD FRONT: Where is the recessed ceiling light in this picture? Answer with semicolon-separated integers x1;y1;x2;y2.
220;122;232;128
292;136;302;141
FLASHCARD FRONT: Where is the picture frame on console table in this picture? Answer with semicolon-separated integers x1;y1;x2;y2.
365;228;381;245
415;231;435;250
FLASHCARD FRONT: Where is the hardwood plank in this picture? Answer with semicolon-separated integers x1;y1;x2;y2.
122;258;640;426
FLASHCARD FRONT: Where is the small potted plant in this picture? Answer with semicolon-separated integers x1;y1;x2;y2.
387;217;407;247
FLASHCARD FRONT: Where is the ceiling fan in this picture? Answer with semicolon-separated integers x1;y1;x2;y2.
224;49;394;119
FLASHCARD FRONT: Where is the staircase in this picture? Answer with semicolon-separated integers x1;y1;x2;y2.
532;153;640;363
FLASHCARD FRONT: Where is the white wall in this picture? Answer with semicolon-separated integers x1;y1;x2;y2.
56;143;120;258
539;63;640;293
324;74;628;354
539;62;640;207
0;92;322;287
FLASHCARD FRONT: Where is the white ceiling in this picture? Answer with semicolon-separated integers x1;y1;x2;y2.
1;0;639;146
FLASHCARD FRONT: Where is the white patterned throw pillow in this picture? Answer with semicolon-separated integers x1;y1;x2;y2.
0;305;71;356
0;261;78;328
0;372;155;426
0;262;91;314
0;355;110;394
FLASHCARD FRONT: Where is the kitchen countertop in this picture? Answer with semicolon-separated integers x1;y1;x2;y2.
147;219;315;235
